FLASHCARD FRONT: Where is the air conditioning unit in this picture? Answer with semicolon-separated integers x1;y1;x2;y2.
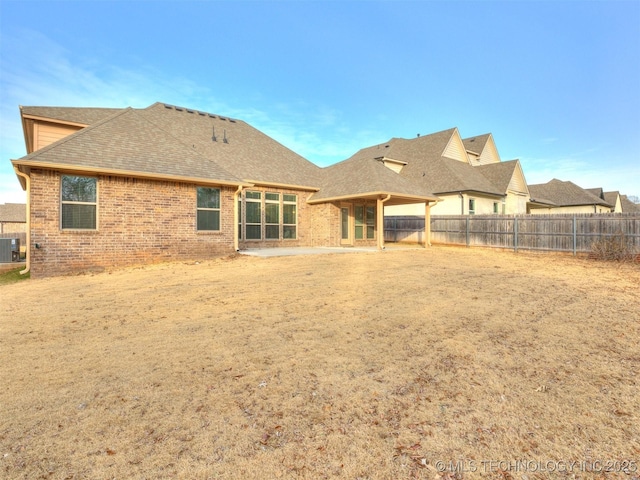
0;238;21;263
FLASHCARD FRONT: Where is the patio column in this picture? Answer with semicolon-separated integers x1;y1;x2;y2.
425;202;432;247
377;195;391;250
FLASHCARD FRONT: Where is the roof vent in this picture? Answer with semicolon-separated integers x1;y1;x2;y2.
212;126;217;142
417;133;420;137
208;113;216;119
164;104;173;109
223;129;229;144
186;109;194;114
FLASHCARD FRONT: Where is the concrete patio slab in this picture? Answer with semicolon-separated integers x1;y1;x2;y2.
238;244;424;258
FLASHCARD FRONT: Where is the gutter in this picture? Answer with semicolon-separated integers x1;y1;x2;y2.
12;165;30;275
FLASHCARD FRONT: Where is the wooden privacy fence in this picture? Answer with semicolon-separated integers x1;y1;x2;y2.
384;214;640;255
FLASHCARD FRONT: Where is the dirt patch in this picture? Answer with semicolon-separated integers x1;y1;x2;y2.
1;247;639;479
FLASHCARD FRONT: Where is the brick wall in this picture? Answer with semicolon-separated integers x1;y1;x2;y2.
29;169;236;277
308;201;379;248
309;202;339;246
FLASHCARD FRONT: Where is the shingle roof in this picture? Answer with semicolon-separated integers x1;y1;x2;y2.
346;129;504;196
462;134;491;154
20;106;124;125
528;179;613;207
14;102;326;188
138;103;323;187
475;160;523;193
15;107;244;185
586;187;605;200
0;203;26;222
311;156;438;203
603;191;620;206
621;195;640;212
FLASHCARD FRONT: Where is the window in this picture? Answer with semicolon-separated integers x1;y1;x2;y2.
493;202;499;214
197;187;221;231
283;194;297;239
61;175;97;229
469;198;476;215
241;191;298;241
265;193;280;240
365;206;375;239
245;191;262;240
355;205;375;240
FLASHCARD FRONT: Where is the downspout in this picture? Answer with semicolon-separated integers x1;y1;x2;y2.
233;185;242;252
459;192;464;214
13;166;30;275
377;194;391;250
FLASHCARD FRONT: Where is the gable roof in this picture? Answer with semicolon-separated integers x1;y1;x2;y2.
475;160;528;194
14;107;245;186
528;179;613;207
351;129;504;196
13;102;327;189
0;203;26;223
604;191;620;206
462;134;491;155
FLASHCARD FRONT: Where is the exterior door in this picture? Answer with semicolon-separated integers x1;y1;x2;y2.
340;204;353;246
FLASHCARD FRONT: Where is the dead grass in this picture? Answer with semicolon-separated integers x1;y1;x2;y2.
1;247;639;479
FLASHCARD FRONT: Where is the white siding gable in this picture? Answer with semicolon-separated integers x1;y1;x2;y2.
442;129;469;163
508;162;529;195
477;134;501;165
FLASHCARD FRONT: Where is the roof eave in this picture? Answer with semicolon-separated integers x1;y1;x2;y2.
307;191;439;205
11;159;251;188
243;179;320;192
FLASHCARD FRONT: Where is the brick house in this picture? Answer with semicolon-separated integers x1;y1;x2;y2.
12;102;437;277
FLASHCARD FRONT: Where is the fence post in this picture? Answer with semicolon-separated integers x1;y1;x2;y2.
573;216;577;256
466;216;470;247
514;217;519;252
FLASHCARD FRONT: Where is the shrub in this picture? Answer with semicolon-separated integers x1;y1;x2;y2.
590;231;638;263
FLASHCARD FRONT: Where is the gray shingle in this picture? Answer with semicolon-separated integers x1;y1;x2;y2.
0;203;26;222
21;106;124;125
528;179;613;207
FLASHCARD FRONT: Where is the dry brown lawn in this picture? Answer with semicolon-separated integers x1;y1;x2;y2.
1;247;639;479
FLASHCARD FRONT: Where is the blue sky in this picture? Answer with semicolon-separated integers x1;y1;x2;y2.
1;0;639;204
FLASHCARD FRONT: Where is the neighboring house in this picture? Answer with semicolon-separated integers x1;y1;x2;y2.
0;203;26;234
355;128;531;217
11;102;437;277
604;191;622;213
528;179;613;214
621;195;640;213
